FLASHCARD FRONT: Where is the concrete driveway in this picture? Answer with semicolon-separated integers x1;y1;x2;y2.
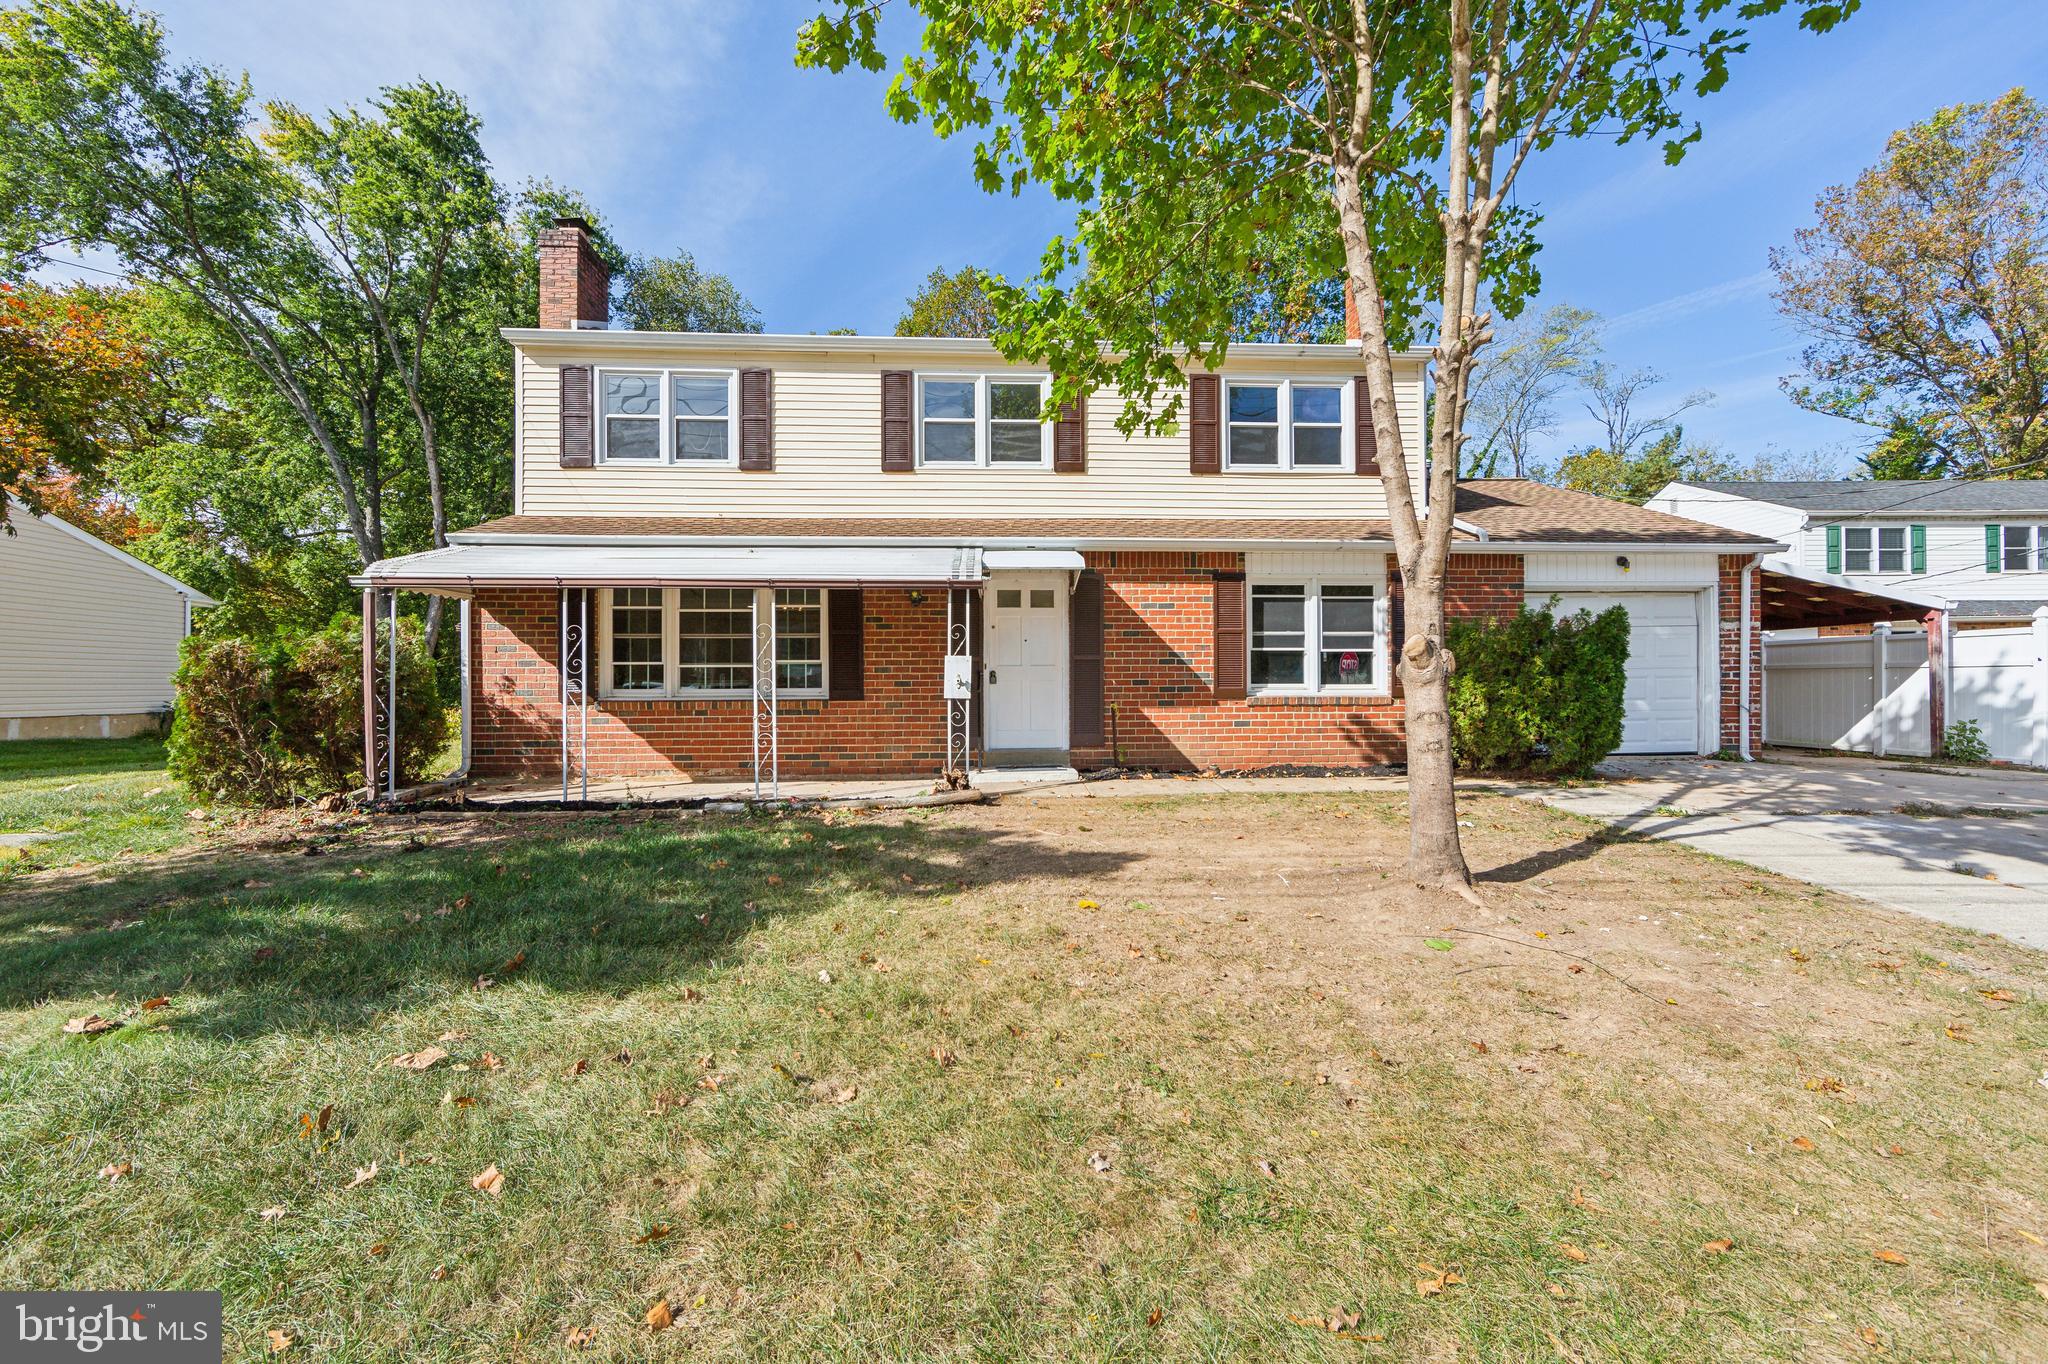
1526;753;2048;949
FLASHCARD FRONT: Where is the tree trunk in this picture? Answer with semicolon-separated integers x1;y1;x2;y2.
1394;569;1471;889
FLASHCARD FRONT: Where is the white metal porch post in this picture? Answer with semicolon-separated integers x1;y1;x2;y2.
1872;623;1892;759
752;587;779;798
385;588;399;801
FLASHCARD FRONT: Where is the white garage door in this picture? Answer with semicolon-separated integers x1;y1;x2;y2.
1541;592;1702;755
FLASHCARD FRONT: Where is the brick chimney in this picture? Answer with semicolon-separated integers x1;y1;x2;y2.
1343;281;1361;342
537;216;609;329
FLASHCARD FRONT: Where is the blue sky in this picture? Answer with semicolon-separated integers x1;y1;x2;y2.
134;0;2048;471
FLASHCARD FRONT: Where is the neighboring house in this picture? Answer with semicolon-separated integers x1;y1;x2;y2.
0;499;216;739
355;219;1784;793
1647;480;2048;630
1648;480;2048;766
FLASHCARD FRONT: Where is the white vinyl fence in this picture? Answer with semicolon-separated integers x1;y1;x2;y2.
1763;610;2048;766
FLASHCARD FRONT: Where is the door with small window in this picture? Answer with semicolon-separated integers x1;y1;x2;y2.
982;574;1069;751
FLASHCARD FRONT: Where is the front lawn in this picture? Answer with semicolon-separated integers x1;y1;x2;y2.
0;737;199;873
1;787;2044;1360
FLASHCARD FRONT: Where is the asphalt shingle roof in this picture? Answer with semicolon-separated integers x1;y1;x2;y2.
1684;480;2048;515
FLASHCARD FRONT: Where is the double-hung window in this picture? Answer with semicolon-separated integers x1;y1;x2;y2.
1225;379;1349;470
916;374;1051;466
1249;580;1380;693
1841;524;1907;574
597;368;736;465
600;588;829;698
1999;524;2048;572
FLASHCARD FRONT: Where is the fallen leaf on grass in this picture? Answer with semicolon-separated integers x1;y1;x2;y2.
1980;989;2017;1003
2032;1280;2048;1301
1414;1265;1464;1298
1701;1238;1736;1255
1556;1243;1589;1263
645;1299;673;1332
810;1081;858;1106
141;996;172;1011
1077;899;1100;910
930;1046;957;1067
259;1206;288;1221
97;1161;132;1182
297;1104;334;1138
366;1243;389;1258
647;1089;691;1115
1544;1282;1568;1299
1804;1076;1845;1094
429;1266;449;1281
476;1053;504;1071
441;1093;477;1108
1147;1307;1163;1328
633;1225;671;1245
565;1325;597;1349
1424;938;1454;951
1944;1024;1972;1042
347;1162;378;1189
1791;1136;1817;1152
64;1014;121;1036
1087;1151;1113;1174
392;1045;449;1071
1255;1159;1278;1177
1873;1249;1907;1266
1859;1326;1883;1348
564;1059;588;1078
471;1164;504;1197
266;1329;293;1353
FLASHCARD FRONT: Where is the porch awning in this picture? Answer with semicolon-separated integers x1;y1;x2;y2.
353;543;984;598
1759;567;1946;631
982;548;1086;571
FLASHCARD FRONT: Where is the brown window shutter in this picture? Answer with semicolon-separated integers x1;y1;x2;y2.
559;365;593;467
1189;373;1220;474
1069;569;1105;747
880;370;914;471
1353;376;1381;475
1212;571;1247;699
1053;389;1087;473
738;368;774;471
827;589;864;700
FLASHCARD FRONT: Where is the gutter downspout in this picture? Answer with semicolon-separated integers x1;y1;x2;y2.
1738;560;1756;761
1451;517;1489;543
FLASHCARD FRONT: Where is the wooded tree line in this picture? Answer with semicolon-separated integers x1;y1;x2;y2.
0;0;759;653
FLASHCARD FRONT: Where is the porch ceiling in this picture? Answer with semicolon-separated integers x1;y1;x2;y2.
1759;567;1944;630
353;543;984;597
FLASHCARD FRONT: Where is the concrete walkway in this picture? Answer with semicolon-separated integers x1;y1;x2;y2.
1523;754;2048;949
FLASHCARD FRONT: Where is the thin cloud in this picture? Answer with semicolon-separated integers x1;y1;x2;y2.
1605;270;1774;337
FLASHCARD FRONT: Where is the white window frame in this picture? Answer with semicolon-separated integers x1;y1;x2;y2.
1223;377;1353;472
1998;523;2048;572
594;366;739;467
914;372;1054;468
595;587;829;700
1841;523;1908;575
1246;575;1387;696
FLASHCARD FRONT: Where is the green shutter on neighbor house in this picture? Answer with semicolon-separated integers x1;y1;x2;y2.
1910;524;1927;573
1986;524;2003;572
1825;524;1842;573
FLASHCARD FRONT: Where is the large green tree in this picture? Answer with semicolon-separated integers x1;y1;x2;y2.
896;264;999;337
617;250;762;332
1775;88;2048;478
800;0;1855;892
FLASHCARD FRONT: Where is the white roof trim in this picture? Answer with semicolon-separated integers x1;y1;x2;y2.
499;327;1432;366
355;543;985;597
5;496;218;605
982;549;1087;571
1763;564;1949;611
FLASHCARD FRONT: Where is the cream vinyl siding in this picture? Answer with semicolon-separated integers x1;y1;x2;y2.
1;512;193;717
515;345;1427;520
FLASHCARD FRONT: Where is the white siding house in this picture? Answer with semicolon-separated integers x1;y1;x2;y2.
0;503;215;739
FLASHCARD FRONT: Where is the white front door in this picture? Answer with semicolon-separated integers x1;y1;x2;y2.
1545;591;1702;754
983;573;1069;750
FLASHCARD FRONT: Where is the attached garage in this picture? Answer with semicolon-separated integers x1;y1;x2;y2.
1539;590;1706;755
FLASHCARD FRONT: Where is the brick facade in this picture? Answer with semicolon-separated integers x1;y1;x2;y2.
1717;553;1765;754
469;586;948;778
467;553;1530;780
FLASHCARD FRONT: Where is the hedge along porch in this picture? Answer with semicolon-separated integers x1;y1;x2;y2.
354;544;985;800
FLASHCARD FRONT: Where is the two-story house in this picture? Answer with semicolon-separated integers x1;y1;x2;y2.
1647;480;2048;632
354;220;1781;795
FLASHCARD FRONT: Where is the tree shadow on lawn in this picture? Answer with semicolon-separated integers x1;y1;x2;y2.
0;811;1135;1041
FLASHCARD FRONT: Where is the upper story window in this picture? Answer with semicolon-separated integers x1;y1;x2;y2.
1248;579;1381;693
1226;379;1349;471
598;368;735;465
917;374;1051;467
1999;524;2048;571
1842;524;1907;574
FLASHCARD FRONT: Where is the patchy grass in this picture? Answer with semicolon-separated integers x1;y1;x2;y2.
1;792;2045;1361
0;738;198;873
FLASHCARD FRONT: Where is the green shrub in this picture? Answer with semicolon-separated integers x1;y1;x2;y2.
1446;600;1630;776
168;616;446;805
1943;718;1992;764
